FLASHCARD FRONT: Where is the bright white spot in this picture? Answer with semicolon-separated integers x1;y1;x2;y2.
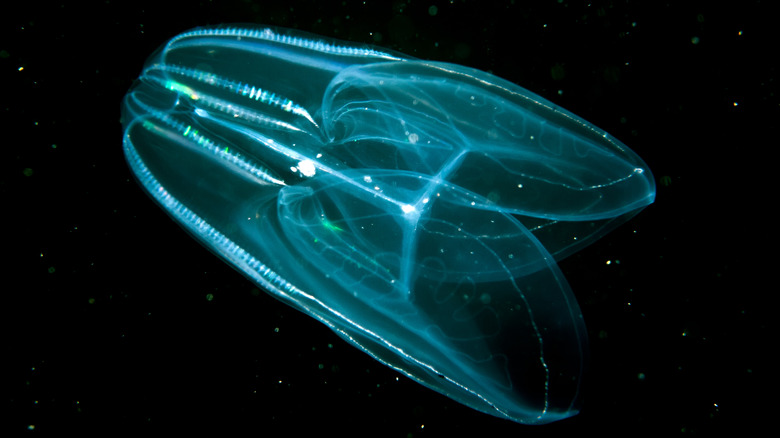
194;108;208;117
363;175;373;183
401;204;415;214
422;197;429;204
297;159;316;177
408;133;419;144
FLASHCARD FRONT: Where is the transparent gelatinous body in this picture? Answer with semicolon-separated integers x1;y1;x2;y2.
121;25;655;424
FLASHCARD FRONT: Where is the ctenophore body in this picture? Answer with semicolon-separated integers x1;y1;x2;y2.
121;25;655;424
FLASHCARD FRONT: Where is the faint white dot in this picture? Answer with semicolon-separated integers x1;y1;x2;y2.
297;159;316;177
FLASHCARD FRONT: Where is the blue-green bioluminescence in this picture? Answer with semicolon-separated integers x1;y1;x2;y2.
121;25;655;424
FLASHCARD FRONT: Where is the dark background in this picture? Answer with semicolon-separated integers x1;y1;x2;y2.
2;0;773;435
